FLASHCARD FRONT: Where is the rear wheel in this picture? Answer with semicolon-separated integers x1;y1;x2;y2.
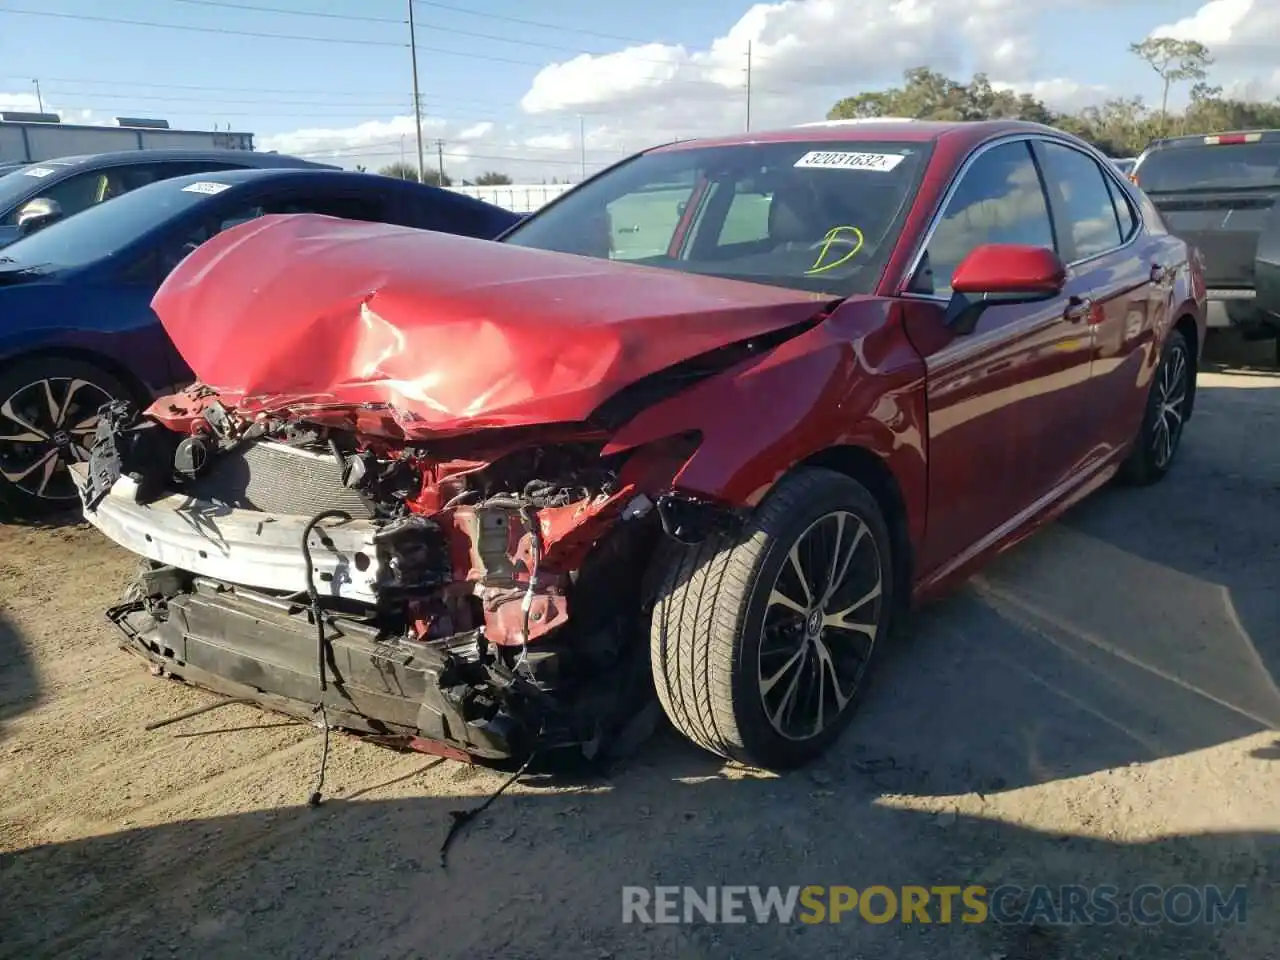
1117;329;1192;486
0;356;129;514
649;468;894;769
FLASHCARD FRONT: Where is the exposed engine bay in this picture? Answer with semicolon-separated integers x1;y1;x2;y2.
76;387;737;765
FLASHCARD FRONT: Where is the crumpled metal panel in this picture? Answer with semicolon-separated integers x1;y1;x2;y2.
151;214;831;437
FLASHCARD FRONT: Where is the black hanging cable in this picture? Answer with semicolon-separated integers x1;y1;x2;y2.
439;748;538;868
300;508;352;807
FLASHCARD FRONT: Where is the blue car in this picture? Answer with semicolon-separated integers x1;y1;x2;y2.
0;148;341;249
0;167;521;511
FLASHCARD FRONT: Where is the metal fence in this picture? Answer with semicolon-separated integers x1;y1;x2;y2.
447;182;575;213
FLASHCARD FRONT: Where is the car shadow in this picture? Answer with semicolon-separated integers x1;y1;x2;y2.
794;368;1280;800
0;764;1274;960
0;504;85;530
0;610;41;743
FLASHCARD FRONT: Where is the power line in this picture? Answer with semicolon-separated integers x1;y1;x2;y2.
339;147;602;166
413;0;657;45
42;88;412;108
3;74;588;113
166;0;405;23
0;6;406;47
154;0;745;80
1;5;736;85
296;134;633;160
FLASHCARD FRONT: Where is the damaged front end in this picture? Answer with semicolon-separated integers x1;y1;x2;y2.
75;388;729;764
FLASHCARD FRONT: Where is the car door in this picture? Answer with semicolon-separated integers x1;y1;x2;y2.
898;138;1090;575
1033;139;1164;461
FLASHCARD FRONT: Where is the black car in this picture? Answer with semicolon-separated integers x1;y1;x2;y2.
0;148;340;248
1131;129;1280;346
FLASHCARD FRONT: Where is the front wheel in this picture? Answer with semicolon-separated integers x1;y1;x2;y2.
649;468;895;769
0;356;130;515
1117;329;1192;486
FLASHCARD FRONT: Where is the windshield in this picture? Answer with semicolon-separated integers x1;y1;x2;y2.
501;139;931;296
0;177;226;270
1136;142;1280;192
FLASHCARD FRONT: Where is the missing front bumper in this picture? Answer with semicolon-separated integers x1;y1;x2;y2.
110;576;529;760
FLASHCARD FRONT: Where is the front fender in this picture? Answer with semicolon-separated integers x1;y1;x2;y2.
0;285;179;393
603;300;929;545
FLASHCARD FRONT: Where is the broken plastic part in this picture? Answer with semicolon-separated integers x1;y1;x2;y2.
655;493;739;544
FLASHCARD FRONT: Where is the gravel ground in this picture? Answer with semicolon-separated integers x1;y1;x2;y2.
1;333;1277;960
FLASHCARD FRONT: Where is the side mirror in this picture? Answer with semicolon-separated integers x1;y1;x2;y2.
16;197;65;237
943;243;1066;336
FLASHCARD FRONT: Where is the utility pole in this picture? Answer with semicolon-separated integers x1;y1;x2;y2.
578;114;586;181
435;138;445;185
745;42;752;132
407;0;426;183
32;78;43;114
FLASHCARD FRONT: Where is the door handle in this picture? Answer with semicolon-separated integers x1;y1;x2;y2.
1064;296;1092;322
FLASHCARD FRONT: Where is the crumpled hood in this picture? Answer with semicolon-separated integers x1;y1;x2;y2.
152;213;832;435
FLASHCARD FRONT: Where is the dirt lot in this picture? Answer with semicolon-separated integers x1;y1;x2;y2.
1;335;1277;960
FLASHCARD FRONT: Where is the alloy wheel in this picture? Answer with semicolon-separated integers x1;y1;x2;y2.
0;377;111;502
757;510;884;741
1151;343;1189;470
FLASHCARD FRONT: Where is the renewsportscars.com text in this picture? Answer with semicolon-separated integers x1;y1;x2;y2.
621;884;1249;926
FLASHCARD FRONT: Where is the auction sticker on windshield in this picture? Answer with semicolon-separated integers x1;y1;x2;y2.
794;151;906;172
182;181;232;195
23;167;56;178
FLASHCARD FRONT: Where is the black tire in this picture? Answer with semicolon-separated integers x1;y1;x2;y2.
0;355;131;515
649;468;895;769
1117;329;1192;486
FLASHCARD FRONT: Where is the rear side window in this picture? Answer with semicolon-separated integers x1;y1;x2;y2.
1037;142;1124;260
1106;178;1137;241
1135;142;1280;192
271;194;385;221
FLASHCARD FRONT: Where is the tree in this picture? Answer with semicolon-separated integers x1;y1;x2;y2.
1129;38;1214;134
827;68;1056;124
821;44;1280;160
474;171;513;185
376;162;452;187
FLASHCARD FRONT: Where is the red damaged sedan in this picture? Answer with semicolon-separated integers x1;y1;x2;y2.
74;119;1206;771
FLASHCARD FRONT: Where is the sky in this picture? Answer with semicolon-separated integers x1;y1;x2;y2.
1;0;1279;183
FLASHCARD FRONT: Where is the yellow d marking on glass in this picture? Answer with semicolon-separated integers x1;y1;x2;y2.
806;225;864;275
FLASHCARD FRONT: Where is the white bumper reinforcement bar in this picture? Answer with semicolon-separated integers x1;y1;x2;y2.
70;463;385;603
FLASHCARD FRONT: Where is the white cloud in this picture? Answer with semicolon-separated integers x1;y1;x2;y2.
993;78;1111;113
520;0;1041;122
524;133;573;151
0;91;43;113
456;121;494;141
258;115;443;160
1150;0;1280;97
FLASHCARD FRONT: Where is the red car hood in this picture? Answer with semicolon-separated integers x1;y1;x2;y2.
152;214;832;436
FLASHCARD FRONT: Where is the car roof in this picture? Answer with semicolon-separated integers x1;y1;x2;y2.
136;167;399;191
11;148;335;170
648;119;1064;154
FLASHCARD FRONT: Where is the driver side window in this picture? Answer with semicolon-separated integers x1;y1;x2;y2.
161;202;266;272
911;141;1055;298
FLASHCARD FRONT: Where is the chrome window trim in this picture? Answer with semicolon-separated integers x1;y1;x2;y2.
895;131;1147;300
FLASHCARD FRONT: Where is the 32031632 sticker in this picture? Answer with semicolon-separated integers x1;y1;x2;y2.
793;151;906;172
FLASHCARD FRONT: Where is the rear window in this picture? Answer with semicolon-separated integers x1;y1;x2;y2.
1136;142;1280;192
